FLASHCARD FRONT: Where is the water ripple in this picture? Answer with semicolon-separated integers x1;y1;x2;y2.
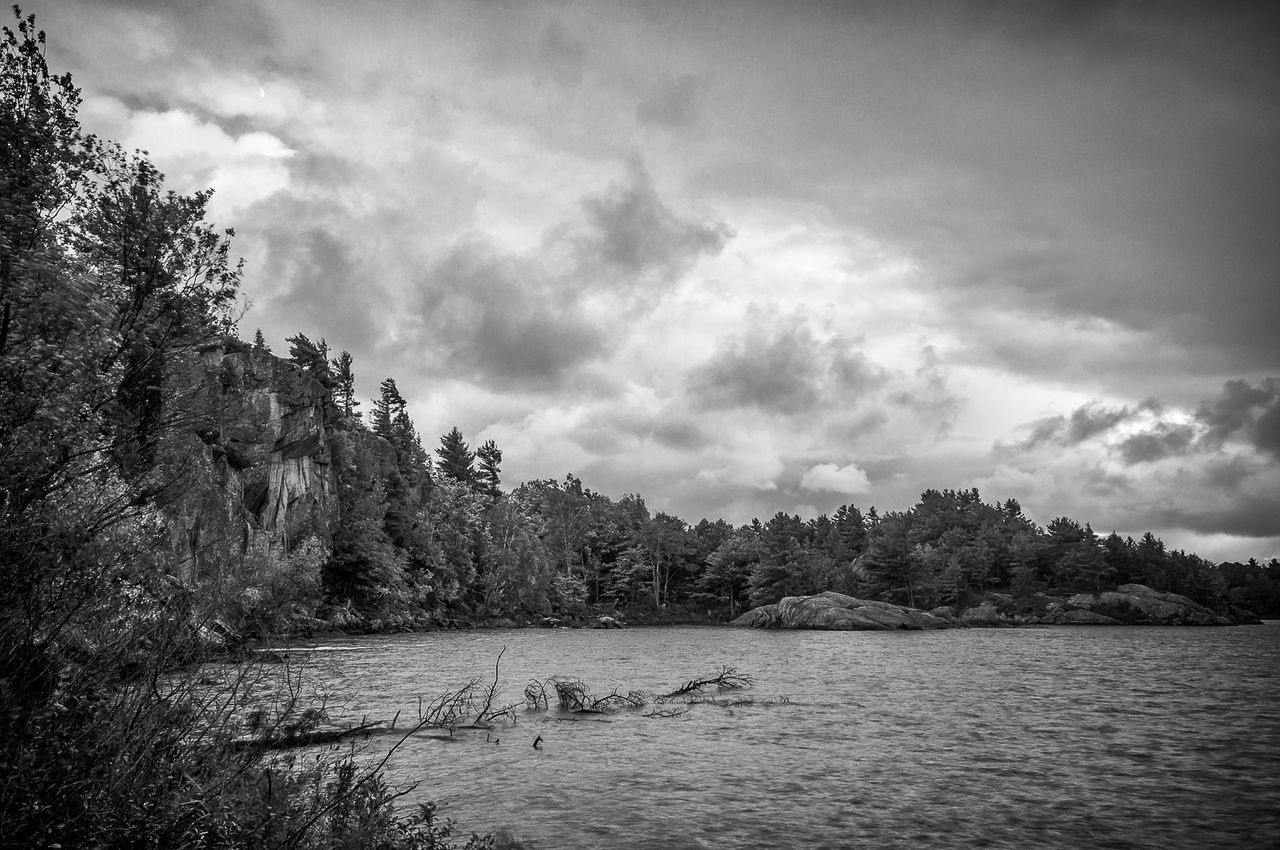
287;624;1280;848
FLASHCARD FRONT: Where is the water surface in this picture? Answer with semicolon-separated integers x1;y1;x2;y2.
288;624;1280;848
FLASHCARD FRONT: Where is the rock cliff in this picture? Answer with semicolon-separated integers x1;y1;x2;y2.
163;339;396;620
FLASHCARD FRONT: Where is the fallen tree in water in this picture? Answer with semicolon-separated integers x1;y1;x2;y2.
249;657;784;752
662;665;755;697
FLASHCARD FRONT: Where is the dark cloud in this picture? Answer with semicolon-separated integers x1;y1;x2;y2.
1143;495;1280;539
1117;422;1196;465
570;410;711;455
409;241;607;390
576;160;731;289
687;318;821;414
1081;464;1131;497
1196;378;1280;457
1067;402;1137;444
536;20;588;86
1203;455;1262;493
686;314;885;415
55;0;285;90
637;73;704;128
651;420;711;451
1255;400;1280;461
1017;400;1139;450
254;222;387;354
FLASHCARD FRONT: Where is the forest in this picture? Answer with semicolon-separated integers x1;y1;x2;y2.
216;328;1277;630
1;8;1276;848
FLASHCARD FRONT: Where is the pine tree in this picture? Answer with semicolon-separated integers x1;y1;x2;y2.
252;328;270;352
331;350;359;419
372;377;406;439
476;438;503;500
286;333;333;386
436;426;476;484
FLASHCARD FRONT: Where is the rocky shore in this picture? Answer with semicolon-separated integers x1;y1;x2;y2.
731;584;1258;631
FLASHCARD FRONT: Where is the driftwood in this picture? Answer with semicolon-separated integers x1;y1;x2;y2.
524;678;549;710
232;718;384;751
660;665;755;698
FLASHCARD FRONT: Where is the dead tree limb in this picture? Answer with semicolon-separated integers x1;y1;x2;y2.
472;646;521;726
660;666;755;699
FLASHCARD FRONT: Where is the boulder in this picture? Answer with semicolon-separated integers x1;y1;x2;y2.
1044;583;1234;626
732;591;952;631
594;615;624;629
1055;608;1122;625
958;602;1014;627
928;606;958;624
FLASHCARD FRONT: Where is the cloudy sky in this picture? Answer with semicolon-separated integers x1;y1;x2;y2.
36;0;1280;561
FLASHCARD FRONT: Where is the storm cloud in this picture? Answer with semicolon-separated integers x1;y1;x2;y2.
574;159;732;294
41;0;1280;562
686;312;887;415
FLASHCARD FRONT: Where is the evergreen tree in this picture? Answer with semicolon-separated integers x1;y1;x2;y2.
436;426;476;484
372;377;406;439
331;349;359;419
391;408;430;480
703;525;765;617
252;328;270;352
476;438;503;500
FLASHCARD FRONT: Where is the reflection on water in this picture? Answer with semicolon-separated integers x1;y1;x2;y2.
287;625;1280;849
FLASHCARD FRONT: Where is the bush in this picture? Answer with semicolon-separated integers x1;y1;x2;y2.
0;622;495;849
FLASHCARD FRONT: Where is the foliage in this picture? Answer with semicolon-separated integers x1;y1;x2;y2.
0;12;490;847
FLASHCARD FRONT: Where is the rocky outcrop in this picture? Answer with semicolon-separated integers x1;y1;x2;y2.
1041;583;1235;626
167;341;342;586
163;339;407;632
732;591;953;631
938;584;1240;626
735;584;1243;631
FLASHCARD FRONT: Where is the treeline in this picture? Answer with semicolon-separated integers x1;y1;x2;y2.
256;341;1277;623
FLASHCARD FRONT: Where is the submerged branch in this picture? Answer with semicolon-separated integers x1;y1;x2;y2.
660;665;755;698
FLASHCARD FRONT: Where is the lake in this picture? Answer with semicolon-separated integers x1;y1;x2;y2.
284;623;1280;848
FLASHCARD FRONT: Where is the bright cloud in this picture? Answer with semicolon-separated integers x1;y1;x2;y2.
799;463;872;496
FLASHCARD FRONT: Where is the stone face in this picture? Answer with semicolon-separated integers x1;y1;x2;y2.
165;342;401;602
732;592;952;631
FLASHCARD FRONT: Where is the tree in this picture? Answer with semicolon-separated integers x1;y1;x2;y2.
476;438;502;501
860;514;930;607
287;332;328;375
2;3;241;659
372;377;405;439
436;426;475;484
636;512;696;608
1046;517;1110;592
331;349;359;419
702;526;765;617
